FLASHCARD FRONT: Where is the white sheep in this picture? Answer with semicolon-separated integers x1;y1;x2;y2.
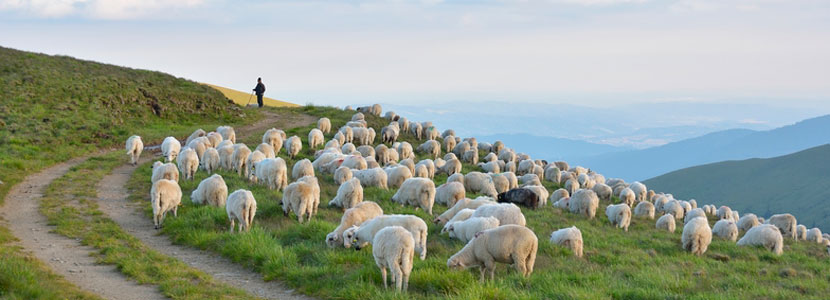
806;228;823;243
161;136;181;162
326;201;383;248
438;158;462;176
201;147;220;173
434;196;497;225
550;188;569;204
176;148;199;181
464;172;498;197
767;213;797;240
340;126;355;144
634;201;655;219
656;213;676;233
371;226;415;292
682;217;712;256
564;179;580;196
232;144;252;176
663;200;685;220
716;206;733;220
190;174;227;207
491;141;504;154
443;136;457;153
392;178;436;215
472;203;526;226
217;126;236;143
334;166;353;185
329;178;364;210
462;149;478;165
592;183;612;202
125;135;143;166
619;188;635;207
291;158;314;179
519;174;541;187
217;145;235;171
151;161;179;183
318;117;332;134
415;159;435;179
605;204;632;231
522;185;549;207
796;224;807;240
684;208;706;224
297;175;321;218
187;138;208;160
284;136;302;159
435;182;466;208
357;145;375;158
490;173;510;194
282;180;316;223
737;224;783;255
226;189;256;232
441;208;475;233
255;158;288;191
384;165;412;189
549;226;583;258
553;197;570;210
150;179;181;229
306;128;324;149
345;214;428;260
569;189;599;219
448;216;500;244
205;132;222;148
353;168;389;189
447;224;538;281
629;182;647;202
738;213;761;232
245;150;266;182
185;129;206;146
255;143;276;158
712;219;739;241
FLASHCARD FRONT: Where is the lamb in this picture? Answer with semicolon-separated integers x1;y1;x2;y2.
353;168;389;189
716;206;733;220
176;148;199;181
472;203;526;226
255;158;288;191
737;224;783;255
806;228;823;243
150;179;181;229
190;174;228;207
292;158;314;179
151;161;179;183
569;189;599;219
326;201;383;248
553;197;570;210
442;208;475;233
447;225;538;281
245;150;266;182
448;216;500;244
334;166;353;185
232;143;252;176
217;126;236;143
317;117;332;134
434;196;497;225
328;178;364;210
684;208;706;224
549;226;583;258
125;135;144;165
767;213;797;240
371;226;415;292
738;213;760;232
435;182;466;207
656;213;676;233
592;183;612;202
391;178;436;215
282;180;316;223
464;172;498;197
497;188;540;209
634;201;655;219
161;136;181;162
682;217;712;255
345;214;428;260
384;165;413;189
284;136;302;159
226;189;256;232
438;158;462;175
201;148;220;173
629;182;647;202
797;224;807;240
619;188;635;207
712;219;739;241
605;204;632;231
416;140;441;159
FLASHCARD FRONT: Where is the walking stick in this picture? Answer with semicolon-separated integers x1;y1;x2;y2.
246;91;255;106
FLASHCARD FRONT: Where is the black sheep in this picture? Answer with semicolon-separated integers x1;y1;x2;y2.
497;188;540;209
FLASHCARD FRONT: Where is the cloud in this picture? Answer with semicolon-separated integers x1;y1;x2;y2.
0;0;205;19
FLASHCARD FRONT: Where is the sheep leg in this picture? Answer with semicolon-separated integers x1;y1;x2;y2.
512;253;527;277
479;266;486;283
483;259;496;281
153;214;160;230
173;206;178;218
380;266;388;289
229;218;235;233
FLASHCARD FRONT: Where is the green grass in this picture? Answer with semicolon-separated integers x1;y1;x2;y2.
127;106;830;299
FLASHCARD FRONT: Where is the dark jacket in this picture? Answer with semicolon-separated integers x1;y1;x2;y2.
253;82;265;95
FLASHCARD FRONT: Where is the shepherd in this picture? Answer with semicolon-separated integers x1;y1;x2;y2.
252;77;266;108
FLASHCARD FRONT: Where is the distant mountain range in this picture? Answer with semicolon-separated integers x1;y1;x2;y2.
644;144;830;232
476;133;629;162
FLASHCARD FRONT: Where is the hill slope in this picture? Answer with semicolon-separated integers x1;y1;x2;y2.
575;115;830;181
644;144;830;231
203;83;298;107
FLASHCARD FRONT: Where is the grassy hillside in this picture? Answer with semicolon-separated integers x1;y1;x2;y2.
203;83;299;108
128;106;830;299
645;144;830;231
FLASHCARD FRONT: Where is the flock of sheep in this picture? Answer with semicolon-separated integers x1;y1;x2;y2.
124;104;830;293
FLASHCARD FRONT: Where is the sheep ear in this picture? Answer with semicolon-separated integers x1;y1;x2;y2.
474;231;484;238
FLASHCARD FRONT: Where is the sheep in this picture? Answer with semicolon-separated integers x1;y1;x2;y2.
663;200;685;220
553;197;570;210
392;178;436;215
605;204;632;231
519;174;541;187
187;139;208;160
333;131;346;146
498;148;515;163
517;160;535;176
472;203;526;226
629;182;647;202
284;136;302;159
415;159;435;179
482;152;498;163
438;158;462;176
684;208;706;224
409;122;423;140
619;188;635;207
737;224;783;255
326;201;383;248
244;150;266;182
318;117;332;134
564;179;580;196
767;213;797;240
656;213;676;233
490;173;510;194
712;219;739;241
443;136;457;153
291;158;314;179
369;226;415;292
381;125;399;144
225;189;256;233
424;126;440;140
464;172;498;197
730;210;740;223
186;177;226;213
176;148;199;181
352;112;365;121
255;158;288;191
254;144;274;160
345;214;428;260
415;140;440;159
413;164;429;178
452;142;470;158
688;199;697;209
217;145;235;171
497;188;540;209
550;188;569;204
591;183;612;202
460;150;477;165
151;161;179;183
448;216;500;244
489;140;503;154
522;185;548;207
341;143;357;155
398;158;416;174
282;180;316;223
150;179;181;229
161;136;181;162
125;135;144;166
447;224;537;281
435;182;466;207
232;144;252;176
334;166;353;185
478;142;492;153
682;217;712;256
442;208;476;233
341;155;368;170
217;126;236;143
382;148;400;165
326;178;364;211
434;196;497;225
385;165;413;189
716;206;733;220
806;228;824;243
569;189;599;219
549;226;583;258
201;148;220;173
185;129;206;146
340;126;355;144
357;145;375;158
353;168;389;189
542;166;560;183
738;214;760;232
796;224;807;240
297;175;321;218
634;201;655;219
653;196;669;214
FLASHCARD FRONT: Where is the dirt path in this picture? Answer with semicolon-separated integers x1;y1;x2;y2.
0;155;166;300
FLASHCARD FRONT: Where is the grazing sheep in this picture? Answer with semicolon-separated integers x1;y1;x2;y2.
292;158;314;179
284;136;302;159
806;228;823;243
282;180;316;223
443;136;457;153
519;174;541;187
737;224;783;255
297;175;321;216
716;206;733;220
151;161;179;183
738;214;761;232
244;150;266;182
629;182;647;202
491;141;504;154
442;208;475;233
262;128;284;154
346;214;428;260
326;201;383;248
712;219;739;241
328;178;364;210
434;196;497;225
413;164;429;178
207;132;223;148
688;199;697;209
619;188;635;207
333;131;346;146
730;210;740;223
462;149;478;165
501;172;519;190
256;143;276;158
656;214;676;233
226;189;256;232
161;136;181;162
353;168;389;189
472;203;526;226
653;196;669;214
341;155;368;170
356;144;374;157
187;139;208;160
483;152;498;163
605;204;632;231
664;200;685;220
452;142;470;158
522;185;548;207
392;178;436;215
318;117;332;134
340;126;355;144
438;158;462;176
497;188;540;209
634;201;655;219
201;148;220;173
125;135;144;166
415;159;435;179
370;226;415;292
797;224;807;240
448;216;500;244
569;189;599;219
767;213;797;240
682;217;712;255
307;128;324;149
191;174;228;207
543;166;561;183
591;183;612;202
186;129;206;146
684;208;706;224
478;161;500;174
447;225;538;281
385;165;413;189
150;179;181;229
550;188;569;204
416;140;441;159
352;112;365;121
176;148;199;181
435;182;466;207
255;158;288;191
564;179;580;196
217;145;235;171
553;197;570;210
464;172;498;197
334;166;353;185
217;126;236;143
549;226;583;258
490;173;510;194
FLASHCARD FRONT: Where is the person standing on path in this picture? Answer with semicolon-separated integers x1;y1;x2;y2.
253;77;266;108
